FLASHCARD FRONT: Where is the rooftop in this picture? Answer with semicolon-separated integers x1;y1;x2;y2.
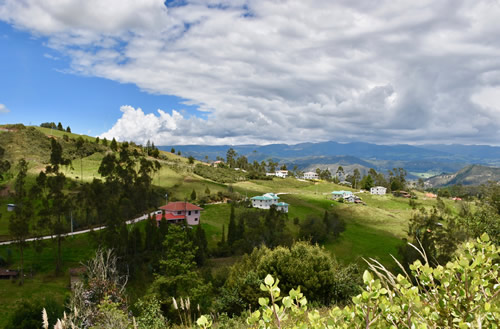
159;202;203;212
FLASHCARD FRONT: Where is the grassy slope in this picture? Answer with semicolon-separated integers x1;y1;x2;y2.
0;234;95;328
0;126;465;323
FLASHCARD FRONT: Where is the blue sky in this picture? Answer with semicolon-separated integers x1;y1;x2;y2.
1;0;500;146
0;21;198;137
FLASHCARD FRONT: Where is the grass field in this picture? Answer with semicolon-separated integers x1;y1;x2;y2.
0;234;96;327
0;127;470;323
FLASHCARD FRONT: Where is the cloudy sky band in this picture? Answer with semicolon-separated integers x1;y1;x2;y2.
1;0;500;145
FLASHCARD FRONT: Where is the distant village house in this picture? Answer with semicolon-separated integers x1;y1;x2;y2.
212;160;223;167
303;172;319;180
266;170;289;178
331;190;362;203
331;190;353;200
275;170;289;178
156;202;203;226
370;186;387;195
251;193;289;213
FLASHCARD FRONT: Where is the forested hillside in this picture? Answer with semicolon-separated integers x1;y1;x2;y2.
0;124;498;328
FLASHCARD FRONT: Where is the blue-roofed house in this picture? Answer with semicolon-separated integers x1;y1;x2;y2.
331;190;353;200
275;202;289;213
251;193;288;212
251;193;279;209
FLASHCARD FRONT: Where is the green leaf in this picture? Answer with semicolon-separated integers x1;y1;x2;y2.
363;270;373;284
196;315;208;326
259;297;269;306
264;274;275;286
480;232;490;242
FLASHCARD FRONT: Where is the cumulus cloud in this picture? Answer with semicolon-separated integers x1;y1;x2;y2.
2;0;500;144
0;104;10;113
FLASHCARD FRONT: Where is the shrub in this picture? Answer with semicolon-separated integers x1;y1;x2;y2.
6;297;63;329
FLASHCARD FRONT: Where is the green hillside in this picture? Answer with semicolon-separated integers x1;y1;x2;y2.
0;124;467;326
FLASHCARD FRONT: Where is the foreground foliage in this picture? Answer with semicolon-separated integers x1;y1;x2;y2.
238;233;499;329
46;235;498;328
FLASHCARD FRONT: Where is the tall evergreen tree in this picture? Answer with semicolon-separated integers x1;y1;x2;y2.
193;225;208;266
8;159;32;285
236;216;245;241
227;204;237;246
150;225;212;320
75;136;85;182
40;138;72;274
110;138;118;152
0;145;10;181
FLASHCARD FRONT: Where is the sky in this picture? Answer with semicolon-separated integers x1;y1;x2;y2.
0;0;500;146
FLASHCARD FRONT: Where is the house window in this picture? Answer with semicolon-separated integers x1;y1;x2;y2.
177;211;182;215
195;210;198;214
188;211;192;215
194;218;198;222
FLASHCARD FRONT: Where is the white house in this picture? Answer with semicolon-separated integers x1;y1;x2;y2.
370;186;387;195
251;193;279;209
275;202;289;213
275;170;289;178
251;193;289;212
266;172;276;177
303;171;319;180
331;190;353;200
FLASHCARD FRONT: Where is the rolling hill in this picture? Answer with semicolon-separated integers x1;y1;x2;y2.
425;164;500;187
161;141;500;178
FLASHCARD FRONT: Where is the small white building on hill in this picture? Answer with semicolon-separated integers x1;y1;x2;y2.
303;172;319;180
251;193;289;213
331;190;353;200
370;186;387;195
275;170;289;178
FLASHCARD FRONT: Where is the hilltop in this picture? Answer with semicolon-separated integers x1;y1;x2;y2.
425;164;500;187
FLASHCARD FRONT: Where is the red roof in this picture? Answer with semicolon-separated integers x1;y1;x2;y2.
159;202;203;212
155;213;185;221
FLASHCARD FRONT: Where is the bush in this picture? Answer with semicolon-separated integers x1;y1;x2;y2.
241;233;500;329
6;297;63;329
217;242;360;315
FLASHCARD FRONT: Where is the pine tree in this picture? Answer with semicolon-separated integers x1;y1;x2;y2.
220;224;226;245
150;225;211;320
66;126;71;133
236;216;245;241
110;138;118;151
57;122;63;131
8;159;32;285
191;189;197;201
194;225;208;266
227;204;236;246
41;138;72;274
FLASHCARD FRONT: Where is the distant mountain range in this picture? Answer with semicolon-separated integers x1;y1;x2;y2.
159;141;500;184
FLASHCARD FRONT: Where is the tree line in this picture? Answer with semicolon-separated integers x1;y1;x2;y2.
7;136;168;279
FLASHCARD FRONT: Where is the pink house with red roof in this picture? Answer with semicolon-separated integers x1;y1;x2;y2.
156;202;203;226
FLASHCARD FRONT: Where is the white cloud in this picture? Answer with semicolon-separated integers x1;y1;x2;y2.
2;0;500;145
0;104;10;113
